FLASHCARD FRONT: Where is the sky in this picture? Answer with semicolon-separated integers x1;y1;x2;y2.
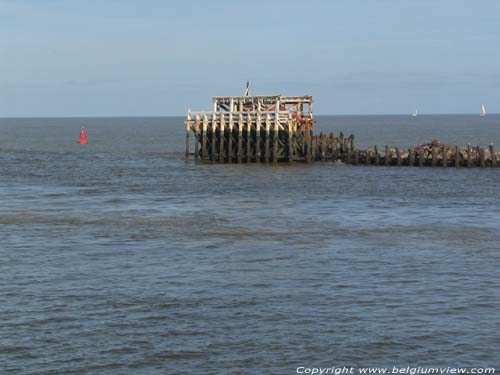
1;0;500;117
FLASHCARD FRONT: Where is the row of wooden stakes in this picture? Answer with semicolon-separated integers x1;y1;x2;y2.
312;135;499;168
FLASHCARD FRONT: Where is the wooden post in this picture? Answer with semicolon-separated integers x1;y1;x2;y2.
431;146;437;167
384;145;390;166
228;107;234;164
374;145;380;165
265;113;271;163
479;146;485;168
307;118;313;163
396;147;401;166
455;146;460;168
219;113;225;162
320;133;326;161
211;113;217;162
467;144;472;168
237;113;243;163
442;145;447;167
185;112;191;157
194;114;200;160
255;112;261;163
273;101;279;163
288;113;293;162
202;114;208;160
490;144;496;168
246;113;252;163
354;150;360;165
409;149;414;166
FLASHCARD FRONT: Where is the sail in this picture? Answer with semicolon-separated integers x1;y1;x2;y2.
480;105;486;116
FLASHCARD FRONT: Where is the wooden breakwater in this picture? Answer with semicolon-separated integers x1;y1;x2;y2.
309;136;499;168
185;93;498;167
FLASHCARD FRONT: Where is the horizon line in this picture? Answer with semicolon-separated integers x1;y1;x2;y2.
1;113;498;119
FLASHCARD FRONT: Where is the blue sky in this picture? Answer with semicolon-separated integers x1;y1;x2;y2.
1;0;499;116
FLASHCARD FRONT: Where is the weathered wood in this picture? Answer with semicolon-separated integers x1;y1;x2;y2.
442;145;447;167
255;112;261;163
219;113;225;162
455;146;460;168
237;114;243;163
431;146;437;167
307;127;313;163
272;122;279;163
418;148;424;167
211;113;217;162
288;114;293;162
366;148;372;165
396;147;401;166
321;133;327;162
246;113;252;163
228;109;233;164
409;148;414;166
265;113;271;163
194;114;200;160
374;145;380;165
490;144;496;168
467;144;472;168
479;146;485;168
202;114;208;160
384;145;390;166
354;150;360;165
185;112;192;157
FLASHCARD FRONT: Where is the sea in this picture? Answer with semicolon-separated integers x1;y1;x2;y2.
1;115;500;374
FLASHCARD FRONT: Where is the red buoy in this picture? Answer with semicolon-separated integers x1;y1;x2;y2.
78;127;88;144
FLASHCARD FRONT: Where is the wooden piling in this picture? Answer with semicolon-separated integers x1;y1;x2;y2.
467;144;472;168
490;144;496;168
246;113;252;163
288;114;293;162
273;103;279;163
409;149;414;166
237;114;243;163
375;146;380;165
211;113;217;162
418;149;424;167
228;112;233;164
255;112;261;163
219;113;225;162
185;112;191;157
479;146;485;168
202;114;208;160
194;114;200;160
384;146;390;166
396;147;401;166
455;146;460;168
265;113;271;163
442;145;447;167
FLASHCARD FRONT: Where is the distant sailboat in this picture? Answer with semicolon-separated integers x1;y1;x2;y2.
480;104;486;117
411;109;418;117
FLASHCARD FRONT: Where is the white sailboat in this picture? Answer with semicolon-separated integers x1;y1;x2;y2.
411;109;418;117
480;104;486;117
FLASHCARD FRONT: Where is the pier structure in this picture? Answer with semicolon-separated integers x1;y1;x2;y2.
185;93;498;168
185;95;314;163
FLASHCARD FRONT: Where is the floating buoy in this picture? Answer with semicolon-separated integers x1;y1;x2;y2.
78;127;88;144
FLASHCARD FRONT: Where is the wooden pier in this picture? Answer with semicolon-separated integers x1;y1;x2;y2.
185;95;314;163
185;94;498;168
